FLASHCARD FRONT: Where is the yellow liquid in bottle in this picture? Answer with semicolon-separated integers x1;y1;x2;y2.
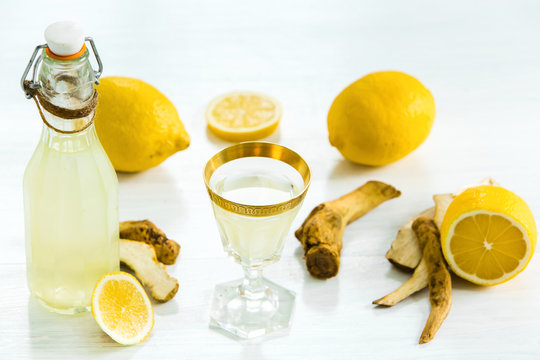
23;127;119;314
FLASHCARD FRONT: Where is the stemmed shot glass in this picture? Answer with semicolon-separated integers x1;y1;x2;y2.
204;142;311;339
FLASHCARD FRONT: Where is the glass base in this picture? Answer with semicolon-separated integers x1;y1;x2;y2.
210;277;295;339
35;296;89;315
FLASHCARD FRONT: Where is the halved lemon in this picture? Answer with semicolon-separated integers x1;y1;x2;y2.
91;272;154;345
206;91;281;142
440;185;537;286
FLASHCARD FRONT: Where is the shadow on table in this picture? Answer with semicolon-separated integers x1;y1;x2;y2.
371;264;492;311
293;247;341;312
371;265;428;309
327;153;431;189
27;296;140;358
450;274;492;292
328;159;380;180
209;321;291;343
205;126;282;147
116;165;188;227
208;322;288;359
375;261;494;294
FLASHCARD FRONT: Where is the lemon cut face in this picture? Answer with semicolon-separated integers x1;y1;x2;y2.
91;272;154;345
441;186;536;286
206;91;281;142
444;211;531;285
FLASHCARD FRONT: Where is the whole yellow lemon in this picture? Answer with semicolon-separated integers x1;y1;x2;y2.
327;71;435;166
94;77;190;172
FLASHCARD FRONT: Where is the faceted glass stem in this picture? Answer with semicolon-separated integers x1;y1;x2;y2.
240;266;271;309
210;275;296;339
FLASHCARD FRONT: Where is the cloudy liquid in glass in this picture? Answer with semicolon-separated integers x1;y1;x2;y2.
210;157;304;263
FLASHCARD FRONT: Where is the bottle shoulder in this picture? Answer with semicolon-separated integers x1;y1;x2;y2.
24;126;118;186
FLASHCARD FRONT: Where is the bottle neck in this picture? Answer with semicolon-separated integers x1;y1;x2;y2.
37;49;96;135
39;49;95;107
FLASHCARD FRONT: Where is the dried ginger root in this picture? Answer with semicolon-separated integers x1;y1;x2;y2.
120;239;179;302
433;193;453;229
412;217;452;344
385;177;498;269
385;207;434;269
373;246;430;306
120;220;180;265
375;212;439;306
376;178;496;343
376;218;451;341
373;257;428;306
295;181;401;279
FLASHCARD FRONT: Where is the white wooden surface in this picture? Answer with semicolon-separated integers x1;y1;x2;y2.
1;1;540;358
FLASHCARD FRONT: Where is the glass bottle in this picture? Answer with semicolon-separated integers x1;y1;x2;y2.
22;22;119;314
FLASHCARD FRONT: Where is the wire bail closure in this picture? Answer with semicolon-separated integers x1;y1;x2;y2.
20;37;103;99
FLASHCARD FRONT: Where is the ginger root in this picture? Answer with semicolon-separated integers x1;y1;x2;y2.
412;218;452;344
295;181;401;279
120;220;180;265
372;257;428;306
374;213;436;306
433;193;454;229
385;177;498;270
374;217;451;343
373;250;429;307
385;207;434;269
377;178;497;343
120;239;179;302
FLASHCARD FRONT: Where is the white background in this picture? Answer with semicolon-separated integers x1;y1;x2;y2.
1;0;540;359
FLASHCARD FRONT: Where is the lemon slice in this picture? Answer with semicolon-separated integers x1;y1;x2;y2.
206;91;281;142
91;272;154;345
440;186;537;286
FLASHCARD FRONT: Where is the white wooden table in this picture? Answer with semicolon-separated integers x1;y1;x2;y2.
2;1;540;358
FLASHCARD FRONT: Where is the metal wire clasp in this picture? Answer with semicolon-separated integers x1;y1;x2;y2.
20;37;104;99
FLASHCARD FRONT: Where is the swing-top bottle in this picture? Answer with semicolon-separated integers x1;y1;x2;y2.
22;22;119;314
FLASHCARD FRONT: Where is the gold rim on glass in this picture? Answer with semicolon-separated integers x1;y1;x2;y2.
204;142;311;217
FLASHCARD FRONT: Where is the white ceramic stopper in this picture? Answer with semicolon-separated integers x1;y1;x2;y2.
44;21;85;56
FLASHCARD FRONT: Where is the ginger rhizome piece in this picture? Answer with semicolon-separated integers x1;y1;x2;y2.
295;181;401;279
120;220;180;265
412;217;452;344
373;250;429;306
375;213;434;306
385;178;498;270
377;178;497;343
120;239;179;302
385;207;434;269
374;217;452;343
433;193;454;229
